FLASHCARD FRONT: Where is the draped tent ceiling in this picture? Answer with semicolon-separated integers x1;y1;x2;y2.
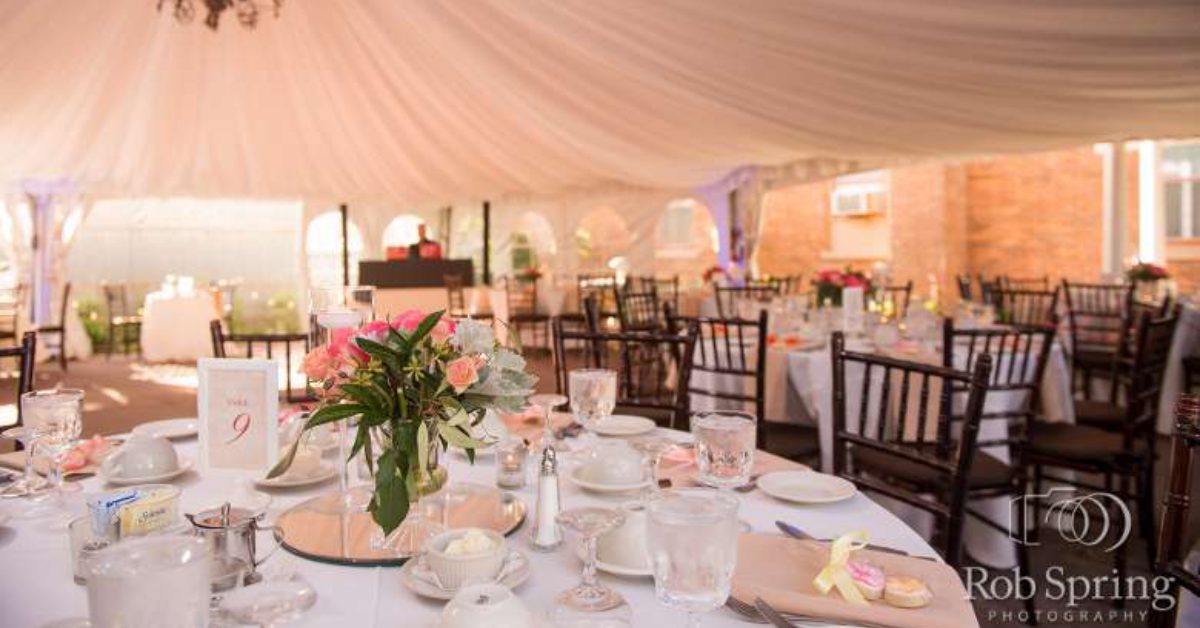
0;0;1198;207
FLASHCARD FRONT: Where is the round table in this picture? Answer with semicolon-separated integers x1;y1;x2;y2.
140;290;221;363
0;428;947;627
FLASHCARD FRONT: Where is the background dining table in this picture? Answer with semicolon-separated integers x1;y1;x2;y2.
0;419;955;628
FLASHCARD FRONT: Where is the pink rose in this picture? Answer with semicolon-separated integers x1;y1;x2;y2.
301;346;337;381
445;355;483;393
356;320;391;345
391;309;428;333
329;327;367;363
844;275;865;288
431;318;456;344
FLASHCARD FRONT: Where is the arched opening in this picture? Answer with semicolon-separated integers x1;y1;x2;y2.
654;198;719;288
575;207;632;272
509;211;557;274
382;214;427;252
306;210;363;287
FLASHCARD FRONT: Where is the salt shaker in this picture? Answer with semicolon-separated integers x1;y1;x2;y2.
529;447;563;552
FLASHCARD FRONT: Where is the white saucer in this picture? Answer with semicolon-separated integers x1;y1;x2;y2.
254;463;339;489
576;545;652;578
400;550;530;600
757;470;857;504
131;418;198;440
568;466;650;494
99;458;195;486
591;415;657;438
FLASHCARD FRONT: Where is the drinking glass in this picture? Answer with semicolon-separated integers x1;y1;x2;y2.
85;536;212;628
23;389;84;498
219;574;317;628
529;393;568;450
568;369;616;435
646;490;740;628
551;507;631;625
0;426;48;497
691;412;756;490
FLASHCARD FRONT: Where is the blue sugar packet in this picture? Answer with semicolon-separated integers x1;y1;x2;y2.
88;489;140;537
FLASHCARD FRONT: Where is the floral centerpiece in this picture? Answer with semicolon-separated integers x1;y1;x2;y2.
270;310;537;535
812;267;872;307
702;265;729;284
1127;262;1169;283
518;266;543;282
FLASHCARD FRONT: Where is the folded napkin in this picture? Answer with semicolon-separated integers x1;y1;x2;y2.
657;449;806;487
732;533;979;628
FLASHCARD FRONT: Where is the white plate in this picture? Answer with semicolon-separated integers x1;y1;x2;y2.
400;551;531;600
254;463;339;489
576;545;652;578
757;470;857;504
99;458;194;486
131;418;198;440
591;415;657;438
568;466;650;494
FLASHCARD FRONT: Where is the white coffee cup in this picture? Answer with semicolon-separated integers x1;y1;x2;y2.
597;501;650;570
101;435;180;479
280;445;321;479
440;583;532;628
578;440;643;485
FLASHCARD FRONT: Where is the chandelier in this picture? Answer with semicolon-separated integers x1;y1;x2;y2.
158;0;283;31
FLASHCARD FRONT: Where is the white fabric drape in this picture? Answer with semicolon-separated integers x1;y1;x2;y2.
0;0;1197;205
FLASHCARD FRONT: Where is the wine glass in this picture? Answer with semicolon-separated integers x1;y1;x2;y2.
0;426;48;497
691;412;756;490
528;393;568;450
219;573;317;628
568;369;616;438
551;507;631;625
646;490;740;627
23;389;84;501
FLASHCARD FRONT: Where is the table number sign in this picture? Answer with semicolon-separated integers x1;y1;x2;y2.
197;358;278;472
842;287;865;334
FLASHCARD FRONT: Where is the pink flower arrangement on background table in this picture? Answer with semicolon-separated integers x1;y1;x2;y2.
813;267;872;307
1126;262;1170;282
273;309;537;536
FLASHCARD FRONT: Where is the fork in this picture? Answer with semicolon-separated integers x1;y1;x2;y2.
725;595;896;628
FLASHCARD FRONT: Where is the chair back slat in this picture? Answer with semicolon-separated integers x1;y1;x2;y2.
209;320;315;403
713;284;779;319
1151;395;1200;628
615;287;661;332
1062;280;1132;353
877;281;914;318
0;332;37;434
996;288;1059;328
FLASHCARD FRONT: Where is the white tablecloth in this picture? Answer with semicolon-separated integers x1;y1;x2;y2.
0;429;954;628
140;290;220;363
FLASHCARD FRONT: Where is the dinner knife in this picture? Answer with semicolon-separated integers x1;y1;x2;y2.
753;597;799;628
775;520;931;560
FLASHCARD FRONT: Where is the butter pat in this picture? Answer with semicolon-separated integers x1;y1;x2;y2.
444;529;497;556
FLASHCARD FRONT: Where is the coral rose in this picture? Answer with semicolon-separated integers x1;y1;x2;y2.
445;355;483;393
431;318;456;344
301;346;337;381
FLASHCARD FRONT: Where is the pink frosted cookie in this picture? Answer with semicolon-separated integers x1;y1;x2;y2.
884;575;933;609
846;560;884;600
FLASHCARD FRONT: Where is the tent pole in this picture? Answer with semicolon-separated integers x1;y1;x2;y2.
339;203;350;287
482;200;492;285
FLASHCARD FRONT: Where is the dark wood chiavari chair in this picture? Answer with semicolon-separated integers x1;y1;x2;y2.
955;275;974;302
1001;275;1051;292
577;273;619;318
444;273;492;320
831;331;994;568
995;288;1059;328
1061;280;1134;397
504;275;550;349
551;316;698;430
665;303;819;462
210;320;317;404
102;282;143;359
1027;308;1179;594
615;286;661;332
1183;355;1200;394
978;275;1002;307
713;284;778;319
942;319;1053;619
0;332;38;448
35;282;71;371
877;280;914;318
626;275;680;315
1150;394;1200;628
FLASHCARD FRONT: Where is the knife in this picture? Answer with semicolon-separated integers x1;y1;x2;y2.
754;597;798;628
775;520;934;560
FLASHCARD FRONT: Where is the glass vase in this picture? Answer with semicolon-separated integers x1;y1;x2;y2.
371;417;448;557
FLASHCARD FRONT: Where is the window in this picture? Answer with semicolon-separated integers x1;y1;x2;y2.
831;170;888;216
1165;142;1200;239
306;211;363;287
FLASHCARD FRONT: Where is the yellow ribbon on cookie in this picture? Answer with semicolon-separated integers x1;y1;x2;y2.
812;529;870;605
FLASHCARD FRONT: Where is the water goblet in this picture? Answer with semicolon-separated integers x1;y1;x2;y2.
528;393;568;450
24;389;84;502
691;412;756;490
568;369;616;438
646;490;740;628
0;426;48;498
550;507;631;625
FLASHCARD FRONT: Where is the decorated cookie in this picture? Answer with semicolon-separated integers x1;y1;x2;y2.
846;560;884;600
884;575;933;609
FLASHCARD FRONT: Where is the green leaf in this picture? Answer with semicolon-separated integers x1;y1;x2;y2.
354;337;402;373
445;408;471;427
437;422;487;450
348;421;370;463
416;420;430;475
266;405;363;479
339;383;387;412
408;310;445;349
371;449;410;535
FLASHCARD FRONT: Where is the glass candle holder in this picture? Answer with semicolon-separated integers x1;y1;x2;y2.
68;515;113;585
495;439;529;489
